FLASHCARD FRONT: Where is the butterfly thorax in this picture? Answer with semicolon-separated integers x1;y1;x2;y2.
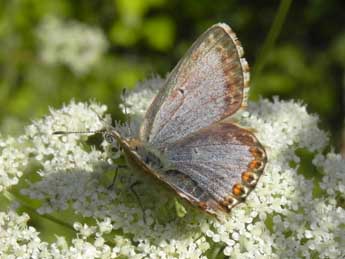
127;139;173;172
105;129;171;175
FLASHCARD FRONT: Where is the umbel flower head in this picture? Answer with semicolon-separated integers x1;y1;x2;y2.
1;77;345;259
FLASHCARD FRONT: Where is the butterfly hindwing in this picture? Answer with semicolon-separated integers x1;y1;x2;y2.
140;23;249;147
158;121;266;214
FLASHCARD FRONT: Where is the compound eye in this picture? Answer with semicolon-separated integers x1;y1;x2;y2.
104;132;116;144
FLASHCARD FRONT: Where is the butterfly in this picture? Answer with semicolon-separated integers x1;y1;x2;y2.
54;23;267;217
102;23;267;217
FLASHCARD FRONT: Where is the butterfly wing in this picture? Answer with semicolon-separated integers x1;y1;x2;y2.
159;121;266;214
140;23;249;147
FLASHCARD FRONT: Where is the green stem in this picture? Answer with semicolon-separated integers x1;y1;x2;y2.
3;190;75;231
210;244;225;259
252;0;293;81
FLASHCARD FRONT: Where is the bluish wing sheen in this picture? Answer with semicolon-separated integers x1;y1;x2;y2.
140;23;249;147
157;122;266;214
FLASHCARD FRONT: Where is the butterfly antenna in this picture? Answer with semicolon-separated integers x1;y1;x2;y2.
121;88;132;136
88;107;114;129
52;108;109;136
52;129;105;135
53;105;115;136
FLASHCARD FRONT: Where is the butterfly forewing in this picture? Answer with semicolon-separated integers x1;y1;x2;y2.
158;122;266;214
140;23;249;147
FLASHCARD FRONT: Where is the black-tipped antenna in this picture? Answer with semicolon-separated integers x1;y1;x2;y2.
53;107;112;136
53;129;105;135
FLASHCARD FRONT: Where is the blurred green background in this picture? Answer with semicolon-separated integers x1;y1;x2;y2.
0;0;344;151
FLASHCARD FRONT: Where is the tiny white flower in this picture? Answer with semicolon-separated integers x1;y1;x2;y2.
305;230;313;239
97;217;113;234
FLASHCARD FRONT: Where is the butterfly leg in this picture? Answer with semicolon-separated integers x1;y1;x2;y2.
107;164;128;190
130;181;146;224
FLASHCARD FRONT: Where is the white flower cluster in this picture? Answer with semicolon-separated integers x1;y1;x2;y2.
0;135;29;192
36;16;108;75
0;211;137;258
0;84;344;258
120;76;164;118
